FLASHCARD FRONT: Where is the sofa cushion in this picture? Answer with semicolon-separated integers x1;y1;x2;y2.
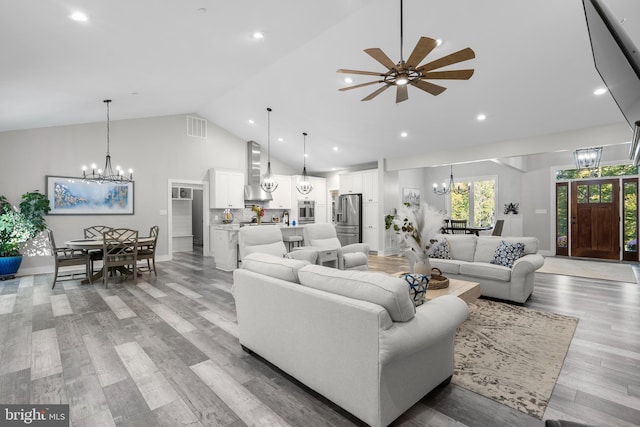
474;236;539;262
443;234;477;262
490;240;526;268
298;264;415;322
241;253;310;283
459;262;511;281
427;239;451;259
428;259;462;275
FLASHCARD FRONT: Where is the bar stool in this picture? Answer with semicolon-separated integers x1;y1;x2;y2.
282;235;303;251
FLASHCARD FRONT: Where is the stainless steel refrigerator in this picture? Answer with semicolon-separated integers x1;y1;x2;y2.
335;194;362;246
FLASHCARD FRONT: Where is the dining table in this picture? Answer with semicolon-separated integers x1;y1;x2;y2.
442;225;493;236
64;236;154;284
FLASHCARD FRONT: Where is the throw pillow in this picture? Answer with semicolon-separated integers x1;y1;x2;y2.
403;273;429;307
428;239;451;259
490;240;526;268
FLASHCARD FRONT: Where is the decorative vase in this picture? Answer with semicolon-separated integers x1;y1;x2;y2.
403;250;431;276
0;255;23;280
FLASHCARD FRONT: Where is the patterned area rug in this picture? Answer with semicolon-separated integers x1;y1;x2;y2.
452;299;578;418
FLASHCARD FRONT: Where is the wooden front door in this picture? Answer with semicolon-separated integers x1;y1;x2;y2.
570;179;620;259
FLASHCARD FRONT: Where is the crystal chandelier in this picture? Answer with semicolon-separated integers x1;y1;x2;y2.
260;107;278;193
82;100;133;183
296;132;313;195
433;165;468;195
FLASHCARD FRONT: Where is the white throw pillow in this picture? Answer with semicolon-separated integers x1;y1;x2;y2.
298;264;416;322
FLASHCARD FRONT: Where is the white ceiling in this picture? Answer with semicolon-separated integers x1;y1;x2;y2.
1;0;639;173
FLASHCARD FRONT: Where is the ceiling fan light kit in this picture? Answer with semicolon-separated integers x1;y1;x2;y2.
338;0;475;103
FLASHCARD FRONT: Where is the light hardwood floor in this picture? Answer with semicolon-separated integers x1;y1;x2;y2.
0;253;638;427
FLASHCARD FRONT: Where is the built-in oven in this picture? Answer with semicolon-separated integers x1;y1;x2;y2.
298;200;315;224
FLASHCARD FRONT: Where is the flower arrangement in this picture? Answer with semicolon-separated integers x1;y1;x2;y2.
385;202;444;256
251;205;265;224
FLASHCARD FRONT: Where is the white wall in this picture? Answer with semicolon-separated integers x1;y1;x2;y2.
0;114;251;274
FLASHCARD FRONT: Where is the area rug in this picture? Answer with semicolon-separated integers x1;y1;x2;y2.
538;256;637;283
452;299;578;418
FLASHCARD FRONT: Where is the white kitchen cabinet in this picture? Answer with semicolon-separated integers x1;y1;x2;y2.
268;174;292;209
339;172;363;195
315;203;328;223
209;169;244;209
362;202;379;251
361;170;378;203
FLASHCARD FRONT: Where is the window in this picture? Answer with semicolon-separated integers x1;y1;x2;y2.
447;176;496;227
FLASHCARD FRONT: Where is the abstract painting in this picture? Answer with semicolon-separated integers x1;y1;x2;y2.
46;175;134;215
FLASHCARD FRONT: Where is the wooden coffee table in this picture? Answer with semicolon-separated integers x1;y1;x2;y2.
426;278;480;303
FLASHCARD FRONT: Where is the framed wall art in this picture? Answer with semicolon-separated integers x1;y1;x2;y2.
46;175;134;215
402;187;420;207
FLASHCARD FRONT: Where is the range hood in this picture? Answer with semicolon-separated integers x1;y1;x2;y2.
244;140;273;202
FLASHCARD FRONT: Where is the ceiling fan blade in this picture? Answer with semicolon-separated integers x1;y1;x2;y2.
337;68;385;77
410;80;447;96
417;47;476;72
339;80;384;92
396;85;409;103
406;37;438;68
422;69;475;80
362;84;390;101
364;48;397;70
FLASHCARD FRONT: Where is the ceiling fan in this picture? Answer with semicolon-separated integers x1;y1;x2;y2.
337;0;476;103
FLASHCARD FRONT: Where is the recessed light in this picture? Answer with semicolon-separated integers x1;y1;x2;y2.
400;131;408;138
304;153;309;158
197;7;207;14
593;87;607;95
344;77;353;84
252;32;264;40
477;114;486;121
332;168;337;171
333;146;339;151
277;137;284;142
248;119;255;124
70;11;88;22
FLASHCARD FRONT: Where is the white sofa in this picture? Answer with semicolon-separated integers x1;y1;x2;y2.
428;234;544;303
233;253;469;427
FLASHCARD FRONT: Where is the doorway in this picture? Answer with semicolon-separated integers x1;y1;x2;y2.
168;179;209;258
570;179;620;260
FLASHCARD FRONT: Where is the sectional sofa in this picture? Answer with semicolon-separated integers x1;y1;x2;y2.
232;253;469;427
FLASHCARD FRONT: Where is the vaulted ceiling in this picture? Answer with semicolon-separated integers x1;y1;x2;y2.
1;0;639;172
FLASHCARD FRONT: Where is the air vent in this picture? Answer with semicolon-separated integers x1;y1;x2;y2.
187;116;207;138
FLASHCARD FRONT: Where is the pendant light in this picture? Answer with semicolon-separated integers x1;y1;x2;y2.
82;99;133;183
260;107;278;193
296;132;313;195
433;165;468;195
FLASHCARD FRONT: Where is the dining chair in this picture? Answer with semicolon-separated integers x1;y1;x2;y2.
84;225;112;274
137;225;159;276
102;228;138;287
491;219;505;236
46;229;91;289
449;219;470;234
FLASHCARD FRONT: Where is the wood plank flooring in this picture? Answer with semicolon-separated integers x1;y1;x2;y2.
0;252;638;427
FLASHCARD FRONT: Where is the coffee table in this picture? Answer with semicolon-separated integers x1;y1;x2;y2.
425;278;480;303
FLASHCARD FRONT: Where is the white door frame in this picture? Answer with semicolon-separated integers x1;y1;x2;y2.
167;178;210;258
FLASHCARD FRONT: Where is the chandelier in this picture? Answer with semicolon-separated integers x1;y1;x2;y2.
82;100;133;183
574;147;602;172
260;107;278;193
433;165;468;195
296;132;313;195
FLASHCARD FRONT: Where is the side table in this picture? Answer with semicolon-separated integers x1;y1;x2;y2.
316;249;339;268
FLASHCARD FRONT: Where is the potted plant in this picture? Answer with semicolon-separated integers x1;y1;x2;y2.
0;191;51;279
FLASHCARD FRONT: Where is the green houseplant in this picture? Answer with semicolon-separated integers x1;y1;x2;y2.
0;191;51;278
